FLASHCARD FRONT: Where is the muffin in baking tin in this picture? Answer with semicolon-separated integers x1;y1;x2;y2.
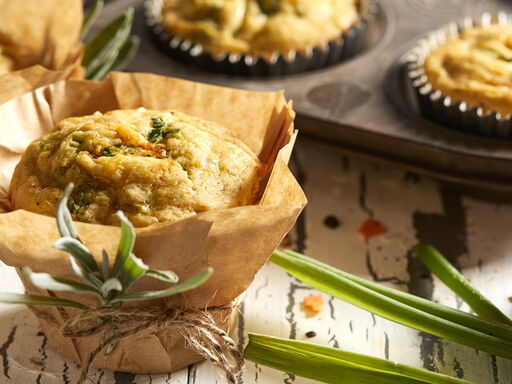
145;0;376;76
161;0;359;57
10;108;263;227
407;13;512;139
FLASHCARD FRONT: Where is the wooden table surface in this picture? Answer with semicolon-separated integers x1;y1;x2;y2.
1;142;512;384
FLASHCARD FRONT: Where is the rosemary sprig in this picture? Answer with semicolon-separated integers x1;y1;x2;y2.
270;249;512;361
108;35;140;73
0;293;88;309
80;0;104;40
244;334;471;384
0;183;212;309
81;1;139;80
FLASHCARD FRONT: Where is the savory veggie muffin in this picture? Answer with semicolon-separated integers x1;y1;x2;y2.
424;25;512;116
161;0;360;57
10;108;263;227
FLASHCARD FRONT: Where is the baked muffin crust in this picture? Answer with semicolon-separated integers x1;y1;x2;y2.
161;0;359;57
424;25;512;116
10;108;263;226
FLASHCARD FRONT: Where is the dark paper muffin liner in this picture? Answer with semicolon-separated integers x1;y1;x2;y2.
406;12;512;139
144;0;377;77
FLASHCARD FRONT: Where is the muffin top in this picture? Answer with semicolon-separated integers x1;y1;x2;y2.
162;0;359;57
10;108;263;227
424;25;512;116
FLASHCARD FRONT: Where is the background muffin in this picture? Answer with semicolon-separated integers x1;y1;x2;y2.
161;0;360;58
424;24;512;117
10;108;263;227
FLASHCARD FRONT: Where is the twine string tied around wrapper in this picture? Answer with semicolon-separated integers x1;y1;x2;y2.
30;304;244;384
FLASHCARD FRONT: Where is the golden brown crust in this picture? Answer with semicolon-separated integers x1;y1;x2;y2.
424;25;512;116
161;0;360;58
10;108;263;227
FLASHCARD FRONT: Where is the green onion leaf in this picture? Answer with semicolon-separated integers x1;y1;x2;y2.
245;334;471;384
111;267;213;303
270;250;512;361
0;293;87;309
413;243;512;326
283;250;512;343
80;0;104;40
23;267;98;294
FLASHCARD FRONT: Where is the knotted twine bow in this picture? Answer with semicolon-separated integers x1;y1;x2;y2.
30;304;244;384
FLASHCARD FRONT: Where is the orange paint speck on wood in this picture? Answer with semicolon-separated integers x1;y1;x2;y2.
303;294;324;314
358;218;387;239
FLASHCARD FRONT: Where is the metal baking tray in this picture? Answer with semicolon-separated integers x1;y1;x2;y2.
99;0;512;196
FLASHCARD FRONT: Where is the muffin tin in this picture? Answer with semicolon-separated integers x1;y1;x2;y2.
144;0;377;77
101;0;512;197
406;13;512;140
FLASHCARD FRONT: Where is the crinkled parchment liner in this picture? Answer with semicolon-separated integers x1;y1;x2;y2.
0;0;84;77
0;71;307;373
406;12;512;139
0;65;76;106
145;0;377;77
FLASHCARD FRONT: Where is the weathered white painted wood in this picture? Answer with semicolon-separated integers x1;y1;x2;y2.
454;197;512;382
1;144;512;384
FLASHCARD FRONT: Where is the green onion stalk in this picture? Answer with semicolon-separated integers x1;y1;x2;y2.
245;334;471;384
269;249;512;361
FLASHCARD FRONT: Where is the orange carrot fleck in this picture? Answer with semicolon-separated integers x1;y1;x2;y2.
303;294;324;314
358;218;387;239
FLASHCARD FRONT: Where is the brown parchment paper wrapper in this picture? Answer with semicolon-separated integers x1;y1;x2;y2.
0;65;78;106
0;72;307;373
0;0;84;77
